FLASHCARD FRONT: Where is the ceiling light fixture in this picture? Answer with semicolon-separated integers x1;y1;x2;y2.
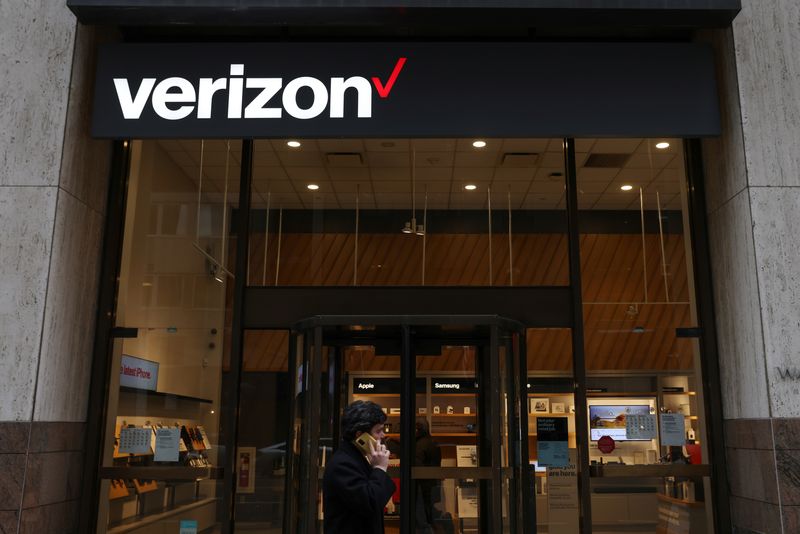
472;140;487;148
402;221;413;234
464;184;477;191
655;142;670;149
307;184;319;190
620;185;633;191
287;140;301;148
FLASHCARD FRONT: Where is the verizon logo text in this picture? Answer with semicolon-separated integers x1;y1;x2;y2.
113;58;407;121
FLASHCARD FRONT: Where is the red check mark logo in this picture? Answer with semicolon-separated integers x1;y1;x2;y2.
372;57;407;99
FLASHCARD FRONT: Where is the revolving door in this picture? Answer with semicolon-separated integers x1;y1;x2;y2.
283;315;531;534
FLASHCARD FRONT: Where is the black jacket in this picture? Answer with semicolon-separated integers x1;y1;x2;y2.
323;440;396;534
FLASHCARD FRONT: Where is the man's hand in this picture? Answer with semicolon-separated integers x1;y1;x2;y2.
367;439;390;472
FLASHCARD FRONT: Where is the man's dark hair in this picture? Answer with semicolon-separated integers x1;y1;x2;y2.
341;400;387;441
415;417;430;438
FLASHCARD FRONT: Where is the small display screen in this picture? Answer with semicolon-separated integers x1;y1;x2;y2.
589;405;651;441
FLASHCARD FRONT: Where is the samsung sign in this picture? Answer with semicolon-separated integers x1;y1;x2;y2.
92;42;720;138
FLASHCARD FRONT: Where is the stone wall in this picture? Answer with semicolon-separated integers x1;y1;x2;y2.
703;0;800;532
0;3;111;531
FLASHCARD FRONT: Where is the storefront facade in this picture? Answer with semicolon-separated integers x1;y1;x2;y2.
3;1;799;533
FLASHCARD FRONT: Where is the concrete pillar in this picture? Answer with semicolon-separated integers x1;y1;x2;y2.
704;0;800;531
0;2;111;531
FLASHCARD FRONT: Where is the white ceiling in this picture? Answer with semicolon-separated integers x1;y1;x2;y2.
158;137;684;211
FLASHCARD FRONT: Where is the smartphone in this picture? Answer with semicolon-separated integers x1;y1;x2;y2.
353;432;378;456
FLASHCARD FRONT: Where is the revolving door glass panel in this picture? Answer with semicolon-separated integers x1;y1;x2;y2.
283;317;526;534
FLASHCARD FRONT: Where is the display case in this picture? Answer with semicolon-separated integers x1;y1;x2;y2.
101;386;222;533
349;374;482;532
351;376;479;440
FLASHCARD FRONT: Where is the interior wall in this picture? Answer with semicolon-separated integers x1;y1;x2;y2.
117;140;226;405
241;229;693;372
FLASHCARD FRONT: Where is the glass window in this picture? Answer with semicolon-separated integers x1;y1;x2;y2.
97;139;239;532
526;328;577;533
577;138;713;533
93;135;719;534
232;330;290;531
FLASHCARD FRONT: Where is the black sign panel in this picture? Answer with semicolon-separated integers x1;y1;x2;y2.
70;0;740;8
68;1;741;29
431;378;479;394
353;378;426;394
536;417;569;443
92;42;720;139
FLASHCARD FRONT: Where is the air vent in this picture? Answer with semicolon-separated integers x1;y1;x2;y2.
583;153;630;168
501;152;539;167
326;152;364;166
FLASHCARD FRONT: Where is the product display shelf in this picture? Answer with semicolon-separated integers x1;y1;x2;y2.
658;376;700;446
107;496;216;534
119;386;213;404
589;464;711;479
586;391;659;397
384;432;478;438
657;494;705;508
100;466;223;481
526;392;576;455
655;494;707;534
109;384;217;531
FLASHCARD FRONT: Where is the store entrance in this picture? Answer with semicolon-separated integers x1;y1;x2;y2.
283;315;530;534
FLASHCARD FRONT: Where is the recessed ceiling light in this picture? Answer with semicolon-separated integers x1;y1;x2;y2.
287;140;301;148
655;142;670;149
307;184;319;190
620;185;633;191
464;184;477;191
472;140;487;148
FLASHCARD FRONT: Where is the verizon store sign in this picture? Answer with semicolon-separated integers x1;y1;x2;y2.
92;42;720;138
120;355;159;391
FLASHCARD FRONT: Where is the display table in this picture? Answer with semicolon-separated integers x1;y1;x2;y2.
656;494;706;534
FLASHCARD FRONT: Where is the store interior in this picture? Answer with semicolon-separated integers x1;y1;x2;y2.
99;137;710;533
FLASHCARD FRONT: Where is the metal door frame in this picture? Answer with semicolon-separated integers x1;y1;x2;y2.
283;315;525;534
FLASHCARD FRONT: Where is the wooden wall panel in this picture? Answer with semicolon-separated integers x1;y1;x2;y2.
247;232;570;287
238;232;696;372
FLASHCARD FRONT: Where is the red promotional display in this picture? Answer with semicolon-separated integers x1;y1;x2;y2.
597;435;616;454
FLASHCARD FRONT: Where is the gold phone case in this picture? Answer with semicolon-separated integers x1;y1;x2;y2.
353;433;377;455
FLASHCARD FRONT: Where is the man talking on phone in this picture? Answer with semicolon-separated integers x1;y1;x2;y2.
323;400;396;534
